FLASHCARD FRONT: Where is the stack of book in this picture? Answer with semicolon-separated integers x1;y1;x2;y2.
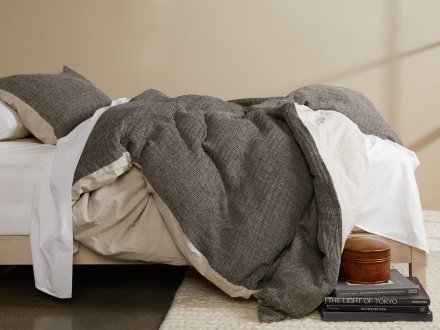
321;269;433;322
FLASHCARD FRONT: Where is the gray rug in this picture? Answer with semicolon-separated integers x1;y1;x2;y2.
161;211;439;329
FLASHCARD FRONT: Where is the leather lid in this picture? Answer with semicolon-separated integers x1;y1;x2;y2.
342;236;390;261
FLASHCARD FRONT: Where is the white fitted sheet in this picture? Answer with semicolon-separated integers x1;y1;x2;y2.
0;138;55;234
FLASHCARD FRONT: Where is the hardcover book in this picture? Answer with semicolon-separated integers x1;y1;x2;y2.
334;269;419;297
320;305;433;322
326;277;429;305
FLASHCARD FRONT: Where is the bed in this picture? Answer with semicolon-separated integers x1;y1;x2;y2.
0;139;140;265
0;138;427;285
0;67;430;321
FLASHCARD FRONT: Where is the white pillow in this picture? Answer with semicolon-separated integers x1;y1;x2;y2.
0;100;29;140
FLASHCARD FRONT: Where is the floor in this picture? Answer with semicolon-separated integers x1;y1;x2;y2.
0;264;187;330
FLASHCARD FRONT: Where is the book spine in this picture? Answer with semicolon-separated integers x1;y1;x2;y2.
325;296;430;305
326;304;429;313
321;308;433;322
335;288;419;297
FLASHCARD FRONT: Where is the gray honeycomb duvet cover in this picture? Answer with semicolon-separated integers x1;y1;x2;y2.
70;85;399;321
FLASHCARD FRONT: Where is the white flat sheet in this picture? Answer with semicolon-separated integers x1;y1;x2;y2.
355;135;428;252
296;104;427;253
31;99;129;298
31;102;428;299
0;138;55;234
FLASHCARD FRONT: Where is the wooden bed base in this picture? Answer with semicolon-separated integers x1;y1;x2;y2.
0;233;427;288
0;235;141;265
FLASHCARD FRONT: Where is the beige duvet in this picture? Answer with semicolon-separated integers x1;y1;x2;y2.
72;166;188;266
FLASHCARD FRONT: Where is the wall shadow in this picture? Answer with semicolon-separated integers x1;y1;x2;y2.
316;41;440;87
408;127;440;152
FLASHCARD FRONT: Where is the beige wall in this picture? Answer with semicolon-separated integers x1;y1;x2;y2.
1;0;439;209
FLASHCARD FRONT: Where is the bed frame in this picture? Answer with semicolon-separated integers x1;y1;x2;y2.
0;232;427;289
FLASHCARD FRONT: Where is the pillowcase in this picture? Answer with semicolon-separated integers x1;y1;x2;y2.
0;66;111;144
0;100;29;140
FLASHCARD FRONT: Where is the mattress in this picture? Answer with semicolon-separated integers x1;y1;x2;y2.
0;138;55;234
0;135;427;255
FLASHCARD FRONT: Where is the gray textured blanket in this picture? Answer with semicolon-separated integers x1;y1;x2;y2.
73;85;399;321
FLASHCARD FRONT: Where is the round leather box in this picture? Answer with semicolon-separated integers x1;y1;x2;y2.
340;236;390;284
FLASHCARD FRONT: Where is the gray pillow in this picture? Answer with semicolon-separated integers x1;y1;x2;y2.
0;66;111;144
